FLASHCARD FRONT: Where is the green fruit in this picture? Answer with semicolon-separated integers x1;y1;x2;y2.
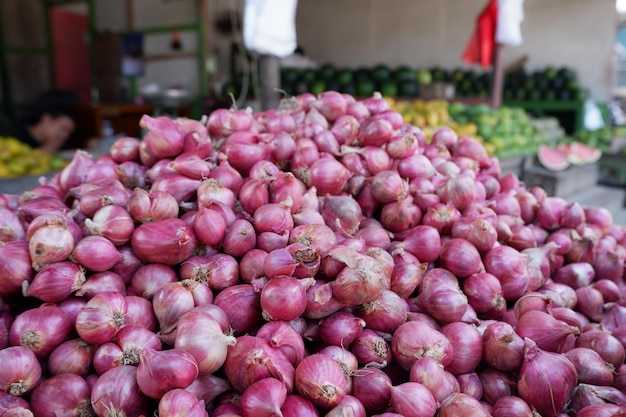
398;80;419;97
353;67;371;82
379;80;398;98
310;80;326;95
356;79;376;97
417;69;432;85
337;69;353;85
301;69;317;84
394;66;416;82
371;64;392;83
318;64;337;81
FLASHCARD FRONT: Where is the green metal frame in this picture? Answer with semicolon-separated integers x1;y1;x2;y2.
0;0;206;119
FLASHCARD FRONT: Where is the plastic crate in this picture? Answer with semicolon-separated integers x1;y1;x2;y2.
521;158;599;197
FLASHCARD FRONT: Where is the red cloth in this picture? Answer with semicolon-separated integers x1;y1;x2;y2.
462;0;499;68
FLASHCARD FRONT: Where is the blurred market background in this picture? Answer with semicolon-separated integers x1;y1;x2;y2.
2;0;626;222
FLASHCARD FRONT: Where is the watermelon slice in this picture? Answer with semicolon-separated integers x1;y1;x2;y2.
566;141;601;165
537;144;569;171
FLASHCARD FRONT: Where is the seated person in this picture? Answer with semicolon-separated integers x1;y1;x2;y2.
13;90;78;154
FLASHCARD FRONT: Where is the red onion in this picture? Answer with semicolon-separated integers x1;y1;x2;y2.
352;367;392;414
28;220;74;270
577;404;626;417
516;310;579;353
326;395;366;417
0;346;42;395
58;150;95;195
131;218;196;265
576;329;626;370
0;241;33;297
158;388;208;417
329;250;387;306
389;382;437;417
319;310;365;347
210;159;243;195
456;372;482;400
416;277;468;324
214;283;261;335
295;353;350;409
484;245;529;300
443;322;483;374
30;373;93;417
0;390;33;415
479;368;518;405
24;261;85;303
392;321;453;370
239;377;287;417
409;357;455;402
356;290;407;334
127;188;179;223
91;366;148;417
491;396;533;417
174;310;235;374
152;281;195;334
482;321;524;371
128;263;177;299
140;115;185;159
0;207;25;242
136;348;199;399
110;136;140;162
351;328;392;367
304;280;345;319
463;272;505;319
438;393;490;417
10;303;72;358
224;335;295;392
563;347;614;386
281;393;318;417
256;321;305;367
221;218;257;258
75;291;126;345
72;235;123;272
48;338;96;377
518;337;577;417
309;158;352;195
185;373;231;406
320;194;363;236
261;276;312;321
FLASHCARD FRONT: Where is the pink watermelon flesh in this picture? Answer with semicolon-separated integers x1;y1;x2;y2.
537;144;569;171
567;141;601;165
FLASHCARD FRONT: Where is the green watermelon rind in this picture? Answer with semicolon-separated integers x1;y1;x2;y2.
537;144;570;171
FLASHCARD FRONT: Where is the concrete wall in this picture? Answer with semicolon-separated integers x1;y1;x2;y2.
295;0;617;101
93;0;617;101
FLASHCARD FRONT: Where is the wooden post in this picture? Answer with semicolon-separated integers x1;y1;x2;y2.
259;54;280;110
490;43;505;108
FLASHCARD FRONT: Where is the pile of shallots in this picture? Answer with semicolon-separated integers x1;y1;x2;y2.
1;91;626;417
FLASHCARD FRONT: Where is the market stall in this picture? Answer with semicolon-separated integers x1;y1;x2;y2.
1;1;626;417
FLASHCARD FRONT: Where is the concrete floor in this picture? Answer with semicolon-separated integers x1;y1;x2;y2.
563;185;626;226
